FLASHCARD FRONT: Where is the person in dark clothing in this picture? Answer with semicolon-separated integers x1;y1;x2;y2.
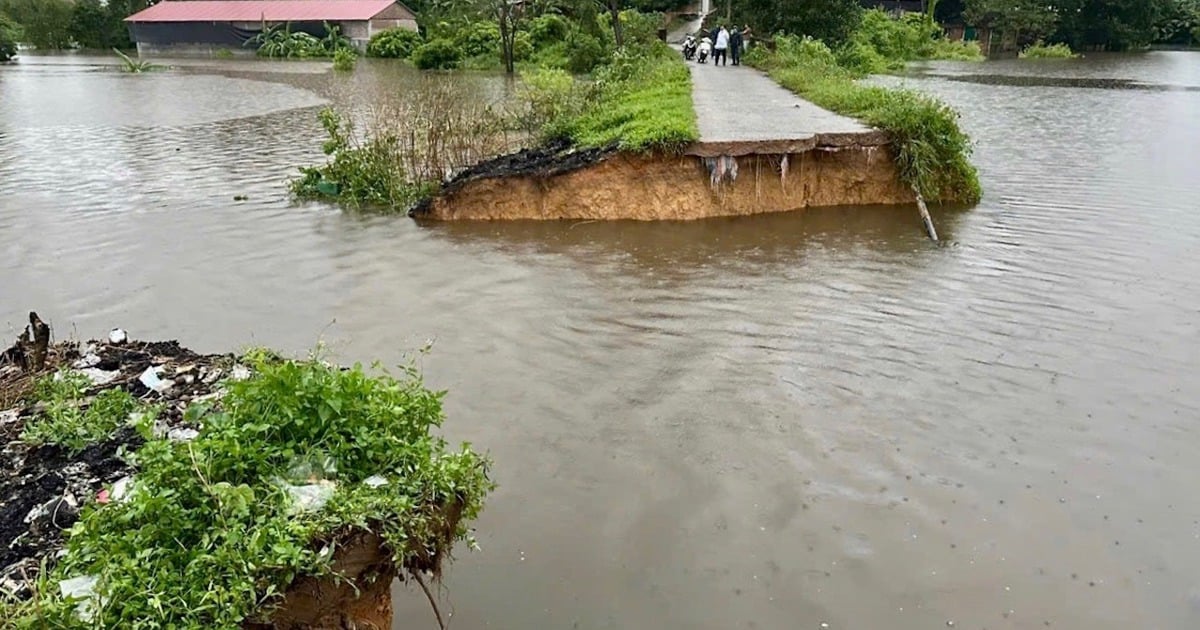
710;26;720;44
729;28;743;65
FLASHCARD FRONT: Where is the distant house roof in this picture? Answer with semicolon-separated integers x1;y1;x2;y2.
125;0;401;23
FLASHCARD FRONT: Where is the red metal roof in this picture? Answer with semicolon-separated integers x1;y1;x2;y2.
125;1;399;23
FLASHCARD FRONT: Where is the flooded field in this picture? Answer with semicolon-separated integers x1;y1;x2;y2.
2;52;1199;629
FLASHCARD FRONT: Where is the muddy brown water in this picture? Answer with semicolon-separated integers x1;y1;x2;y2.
2;53;1200;629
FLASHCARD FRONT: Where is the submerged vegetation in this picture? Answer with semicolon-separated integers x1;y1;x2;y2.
247;21;352;59
297;6;695;211
111;47;154;72
2;341;492;628
1019;40;1079;58
836;9;982;74
747;35;980;203
0;13;17;60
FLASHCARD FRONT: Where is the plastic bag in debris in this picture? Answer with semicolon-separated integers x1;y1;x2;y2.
362;475;388;488
285;481;336;514
79;368;119;385
138;366;173;393
59;575;100;621
285;453;338;483
108;328;128;345
231;364;252;381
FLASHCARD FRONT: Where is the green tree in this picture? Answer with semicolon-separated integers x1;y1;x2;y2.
735;0;863;44
1053;0;1173;50
0;0;73;48
1;12;19;60
963;0;1058;48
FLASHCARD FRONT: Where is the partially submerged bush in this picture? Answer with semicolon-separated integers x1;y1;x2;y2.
332;47;356;71
1019;41;1079;59
10;353;492;628
750;34;980;203
412;37;462;69
837;9;982;75
249;22;352;59
367;27;422;58
292;108;431;209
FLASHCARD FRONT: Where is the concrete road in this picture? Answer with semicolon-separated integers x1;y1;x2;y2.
686;59;872;143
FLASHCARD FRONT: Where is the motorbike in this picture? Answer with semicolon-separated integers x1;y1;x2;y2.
682;35;697;60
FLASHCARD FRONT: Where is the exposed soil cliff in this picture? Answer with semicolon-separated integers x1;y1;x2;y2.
413;141;913;221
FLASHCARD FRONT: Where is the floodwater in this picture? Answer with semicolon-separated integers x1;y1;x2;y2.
2;52;1199;629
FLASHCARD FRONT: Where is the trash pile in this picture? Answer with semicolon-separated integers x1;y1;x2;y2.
0;317;237;599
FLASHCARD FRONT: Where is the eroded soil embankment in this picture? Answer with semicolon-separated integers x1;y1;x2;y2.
413;141;913;221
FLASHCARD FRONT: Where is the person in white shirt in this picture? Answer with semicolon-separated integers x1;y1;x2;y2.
714;26;730;66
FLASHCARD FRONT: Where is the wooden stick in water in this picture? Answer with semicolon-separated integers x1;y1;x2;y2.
913;187;939;242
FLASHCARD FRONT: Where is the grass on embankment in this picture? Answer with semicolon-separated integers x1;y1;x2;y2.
522;42;698;152
747;35;981;204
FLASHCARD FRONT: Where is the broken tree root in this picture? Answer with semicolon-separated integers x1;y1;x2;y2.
415;571;447;630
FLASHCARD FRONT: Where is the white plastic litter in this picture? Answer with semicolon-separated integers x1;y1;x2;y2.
59;575;100;621
363;475;388;488
285;482;335;514
79;368;119;386
107;328;128;345
138;366;173;393
167;427;200;442
110;476;134;503
72;353;101;369
231;364;252;381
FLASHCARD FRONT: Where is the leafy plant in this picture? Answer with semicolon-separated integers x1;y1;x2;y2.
1019;40;1079;58
366;27;422;58
332;46;356;71
112;47;153;72
13;354;492;628
291;108;434;209
20;370;143;452
412;37;462;69
247;21;351;59
0;12;18;60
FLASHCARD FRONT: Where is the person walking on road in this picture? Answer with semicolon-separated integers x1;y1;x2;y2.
714;25;730;66
729;26;743;65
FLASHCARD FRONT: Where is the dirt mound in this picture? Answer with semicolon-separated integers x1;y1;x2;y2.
410;138;617;218
0;319;234;598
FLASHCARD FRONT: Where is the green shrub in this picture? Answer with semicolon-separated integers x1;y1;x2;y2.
291;108;431;209
528;13;570;47
454;20;499;57
332;47;356;71
566;32;607;74
842;8;982;71
835;39;894;75
749;34;980;203
412;37;462;69
13;354;492;628
1019;41;1078;59
511;30;533;61
518;66;594;139
367;27;421;58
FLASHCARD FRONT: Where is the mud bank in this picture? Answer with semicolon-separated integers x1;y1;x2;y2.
413;137;912;221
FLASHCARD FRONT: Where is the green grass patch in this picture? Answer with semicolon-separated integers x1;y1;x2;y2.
520;43;698;152
10;354;492;628
1019;41;1079;59
747;35;981;204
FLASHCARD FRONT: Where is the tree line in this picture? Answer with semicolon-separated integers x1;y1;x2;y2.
0;0;156;51
734;0;1200;51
